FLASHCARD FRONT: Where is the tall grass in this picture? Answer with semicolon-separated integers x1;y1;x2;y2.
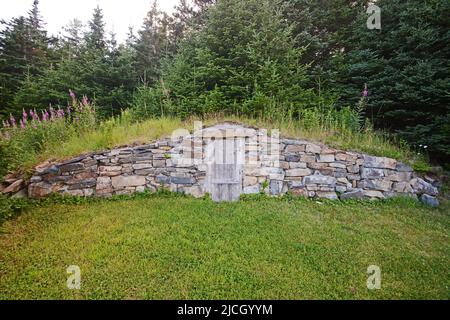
200;112;423;165
0;95;96;178
37;112;183;165
1;101;427;178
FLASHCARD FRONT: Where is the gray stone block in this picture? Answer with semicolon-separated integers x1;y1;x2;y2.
60;162;85;173
111;176;146;189
363;155;397;169
303;174;336;186
420;194;439;207
340;189;365;200
361;167;384;179
269;180;284;195
285;154;300;162
286;169;312;177
411;178;438;196
170;176;196;185
396;163;413;172
156;175;170;184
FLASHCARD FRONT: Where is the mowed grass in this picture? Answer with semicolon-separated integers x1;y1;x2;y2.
0;196;448;300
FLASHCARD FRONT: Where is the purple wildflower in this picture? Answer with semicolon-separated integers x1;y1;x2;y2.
82;95;89;106
57;108;65;118
69;89;76;101
362;84;369;98
49;106;56;120
20;119;25;129
32;109;40;121
9;114;16;128
42;111;49;122
21;109;28;124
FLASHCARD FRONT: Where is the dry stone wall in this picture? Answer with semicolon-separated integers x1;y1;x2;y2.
26;124;439;205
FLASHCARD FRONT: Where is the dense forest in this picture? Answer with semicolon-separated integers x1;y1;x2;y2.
0;0;449;164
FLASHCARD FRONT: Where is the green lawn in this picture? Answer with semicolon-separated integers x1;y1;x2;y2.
0;195;448;300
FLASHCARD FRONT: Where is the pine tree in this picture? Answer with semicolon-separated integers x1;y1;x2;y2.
85;5;106;52
281;0;367;88
170;0;216;43
25;0;51;75
162;0;309;118
336;0;450;163
135;1;170;85
0;17;28;115
60;19;84;60
0;0;52;116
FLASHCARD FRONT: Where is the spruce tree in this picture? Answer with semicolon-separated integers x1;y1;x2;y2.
85;5;106;52
0;0;51;115
135;1;170;85
336;0;450;163
162;0;309;118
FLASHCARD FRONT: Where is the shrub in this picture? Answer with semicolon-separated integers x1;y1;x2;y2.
0;92;96;178
131;85;167;120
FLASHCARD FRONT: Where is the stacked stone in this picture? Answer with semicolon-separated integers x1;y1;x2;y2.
239;138;439;205
26;124;440;205
28;139;206;199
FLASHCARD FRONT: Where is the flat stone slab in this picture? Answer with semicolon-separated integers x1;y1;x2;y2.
112;176;146;188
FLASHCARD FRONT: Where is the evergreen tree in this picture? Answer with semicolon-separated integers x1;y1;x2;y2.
282;0;367;87
60;19;84;60
135;1;170;85
161;0;310;118
0;17;29;115
336;0;450;163
85;5;106;52
0;0;52;116
13;5;134;116
170;0;216;44
25;0;51;75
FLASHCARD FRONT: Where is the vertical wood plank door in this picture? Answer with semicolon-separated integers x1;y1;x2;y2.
209;137;244;202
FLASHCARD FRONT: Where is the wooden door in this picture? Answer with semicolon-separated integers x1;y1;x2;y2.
208;137;244;202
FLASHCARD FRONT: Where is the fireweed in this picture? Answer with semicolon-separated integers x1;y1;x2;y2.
0;92;96;177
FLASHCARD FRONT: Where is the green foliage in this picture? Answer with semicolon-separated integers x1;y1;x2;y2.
0;96;96;177
131;85;167;119
333;0;450;164
1;3;137;118
134;1;171;86
0;194;31;223
85;5;106;51
159;0;313;118
412;160;433;174
261;180;269;193
0;0;53;116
